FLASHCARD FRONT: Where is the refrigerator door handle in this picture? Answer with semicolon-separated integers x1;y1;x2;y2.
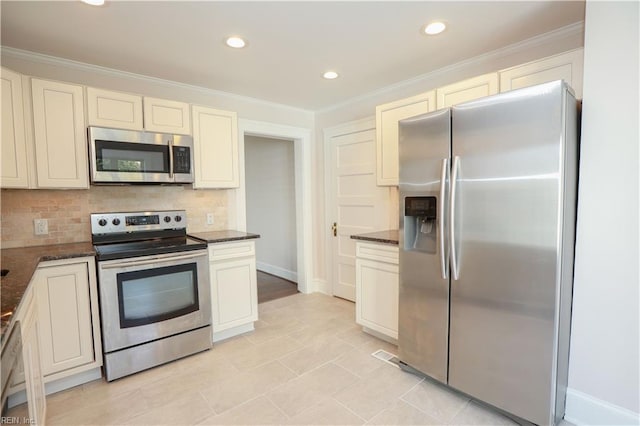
450;155;460;280
439;158;449;280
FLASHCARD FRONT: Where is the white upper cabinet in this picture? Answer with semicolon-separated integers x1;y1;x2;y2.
86;89;190;134
86;87;143;130
375;91;436;186
499;48;584;99
143;96;191;135
192;105;239;188
1;67;29;188
31;78;89;189
436;72;499;109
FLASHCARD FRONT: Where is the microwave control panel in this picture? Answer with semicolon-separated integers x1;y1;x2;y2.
173;146;191;174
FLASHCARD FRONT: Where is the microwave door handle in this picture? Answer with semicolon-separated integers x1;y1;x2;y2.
168;141;175;179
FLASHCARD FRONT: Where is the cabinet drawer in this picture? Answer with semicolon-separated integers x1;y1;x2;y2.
208;241;255;261
355;242;399;264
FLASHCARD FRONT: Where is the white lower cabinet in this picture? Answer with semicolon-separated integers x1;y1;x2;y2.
34;258;102;382
355;241;399;341
208;241;258;342
7;285;46;425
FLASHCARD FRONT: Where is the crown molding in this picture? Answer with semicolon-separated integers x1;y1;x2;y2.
317;21;585;114
0;45;314;115
1;20;584;115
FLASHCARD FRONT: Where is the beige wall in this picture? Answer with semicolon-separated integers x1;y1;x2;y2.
0;186;228;248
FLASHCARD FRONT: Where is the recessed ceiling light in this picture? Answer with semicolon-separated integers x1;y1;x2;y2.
81;0;104;5
323;71;339;80
225;37;246;49
423;21;446;35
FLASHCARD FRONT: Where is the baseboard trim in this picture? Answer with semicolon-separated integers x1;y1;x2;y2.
565;388;640;425
45;367;102;395
256;262;297;283
212;322;255;343
313;278;330;295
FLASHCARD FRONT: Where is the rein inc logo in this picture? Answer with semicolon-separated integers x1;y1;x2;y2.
0;417;35;424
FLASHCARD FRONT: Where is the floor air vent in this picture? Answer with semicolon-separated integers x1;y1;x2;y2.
371;349;400;368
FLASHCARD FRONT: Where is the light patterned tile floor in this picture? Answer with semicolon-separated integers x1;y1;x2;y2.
26;293;572;425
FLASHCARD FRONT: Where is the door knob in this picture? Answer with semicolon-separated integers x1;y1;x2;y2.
331;222;337;237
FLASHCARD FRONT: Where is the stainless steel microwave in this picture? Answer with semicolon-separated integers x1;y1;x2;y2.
88;126;194;184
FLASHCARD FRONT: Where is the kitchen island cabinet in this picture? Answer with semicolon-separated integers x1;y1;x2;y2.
352;232;399;342
189;231;260;342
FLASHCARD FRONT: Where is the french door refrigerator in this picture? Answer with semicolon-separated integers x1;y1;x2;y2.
398;80;578;426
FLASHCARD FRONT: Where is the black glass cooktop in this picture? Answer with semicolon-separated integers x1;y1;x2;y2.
94;236;207;261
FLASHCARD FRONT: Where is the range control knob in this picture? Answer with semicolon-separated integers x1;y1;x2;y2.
112;218;121;226
164;216;172;223
174;215;182;223
98;218;108;227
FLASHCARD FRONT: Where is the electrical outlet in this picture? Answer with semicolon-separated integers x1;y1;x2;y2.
206;213;215;225
34;219;48;235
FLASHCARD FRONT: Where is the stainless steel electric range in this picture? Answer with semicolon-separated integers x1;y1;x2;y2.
91;210;211;381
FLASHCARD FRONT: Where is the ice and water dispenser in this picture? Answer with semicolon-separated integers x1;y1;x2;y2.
404;196;437;254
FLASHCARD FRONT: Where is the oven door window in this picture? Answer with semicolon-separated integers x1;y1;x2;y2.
95;140;169;173
117;263;199;328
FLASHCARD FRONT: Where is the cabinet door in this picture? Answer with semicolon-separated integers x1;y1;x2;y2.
35;262;96;377
10;286;46;425
1;68;29;188
376;91;436;186
31;78;88;189
22;319;46;425
86;87;143;130
143;96;191;134
355;242;399;340
210;256;258;332
192;106;239;188
436;73;499;109
499;48;584;99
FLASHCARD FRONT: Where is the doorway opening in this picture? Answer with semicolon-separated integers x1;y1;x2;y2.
235;119;313;299
244;135;298;303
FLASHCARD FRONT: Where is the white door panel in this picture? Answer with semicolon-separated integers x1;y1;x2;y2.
329;127;390;301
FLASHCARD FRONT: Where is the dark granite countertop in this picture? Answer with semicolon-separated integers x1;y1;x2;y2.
189;230;260;244
1;242;96;341
350;230;399;245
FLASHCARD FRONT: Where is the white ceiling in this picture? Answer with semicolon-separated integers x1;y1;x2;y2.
0;1;585;111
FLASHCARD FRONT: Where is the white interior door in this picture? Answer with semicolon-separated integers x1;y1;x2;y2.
329;126;391;301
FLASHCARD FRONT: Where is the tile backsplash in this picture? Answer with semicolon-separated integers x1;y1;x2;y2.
1;186;229;249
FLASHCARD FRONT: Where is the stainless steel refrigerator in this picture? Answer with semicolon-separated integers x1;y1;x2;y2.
398;80;578;426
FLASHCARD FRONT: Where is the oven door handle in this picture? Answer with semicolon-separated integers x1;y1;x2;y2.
99;251;206;269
